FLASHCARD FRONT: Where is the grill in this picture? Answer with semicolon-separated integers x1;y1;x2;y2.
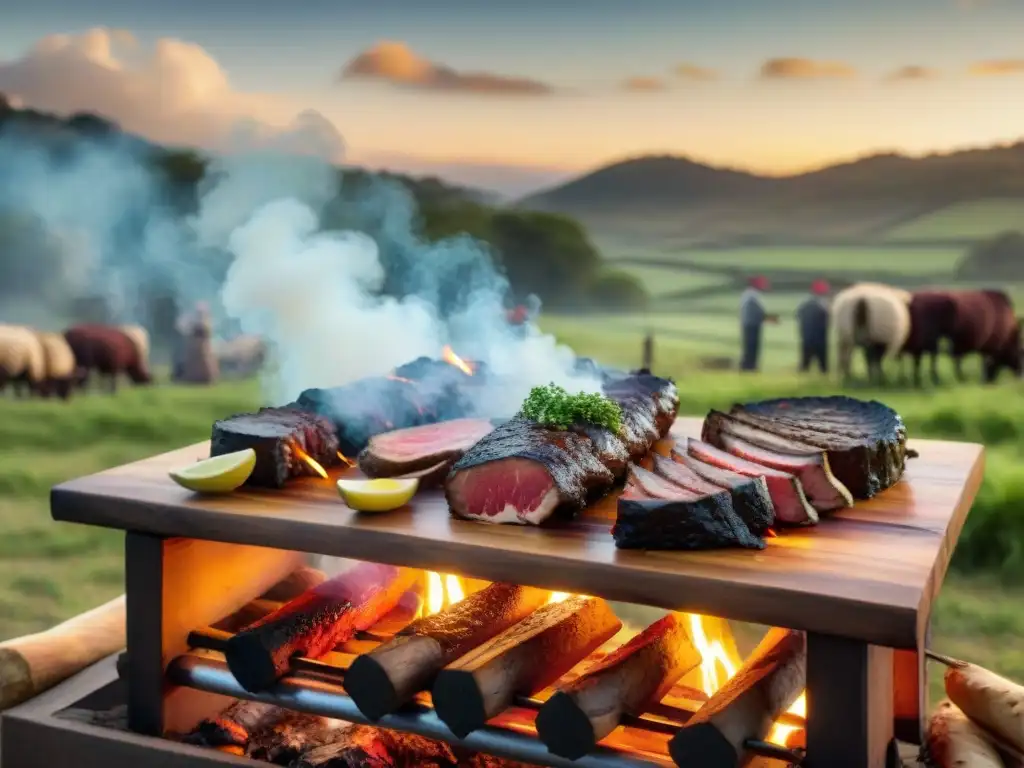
0;417;984;768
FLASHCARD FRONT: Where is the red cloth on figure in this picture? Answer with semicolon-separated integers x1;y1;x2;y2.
750;275;770;291
811;280;830;295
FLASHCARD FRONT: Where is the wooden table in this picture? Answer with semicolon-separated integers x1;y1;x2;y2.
47;417;985;768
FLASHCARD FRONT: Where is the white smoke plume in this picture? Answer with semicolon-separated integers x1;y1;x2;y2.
0;116;598;414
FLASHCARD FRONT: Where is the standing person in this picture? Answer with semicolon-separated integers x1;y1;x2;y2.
797;280;831;373
739;276;777;371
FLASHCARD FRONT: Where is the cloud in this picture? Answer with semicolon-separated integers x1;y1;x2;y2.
621;76;668;93
885;65;940;82
968;59;1024;76
759;57;857;80
339;41;554;96
0;27;345;160
674;63;718;81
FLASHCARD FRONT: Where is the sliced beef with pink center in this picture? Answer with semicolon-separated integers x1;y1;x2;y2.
446;417;614;526
702;411;853;513
669;451;775;535
655;452;775;536
359;418;495;478
686;438;818;525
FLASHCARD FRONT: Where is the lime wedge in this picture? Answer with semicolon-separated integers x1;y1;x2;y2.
337;478;419;512
169;449;256;494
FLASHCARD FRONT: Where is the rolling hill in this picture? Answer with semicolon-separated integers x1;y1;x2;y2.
519;144;1024;246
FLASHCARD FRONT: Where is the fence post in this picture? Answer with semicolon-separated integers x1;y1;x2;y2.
642;332;654;371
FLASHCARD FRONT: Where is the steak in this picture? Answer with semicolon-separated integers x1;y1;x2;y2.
686;439;818;525
725;396;908;499
446;417;614;525
703;411;853;512
571;422;629;479
611;395;662;457
657;452;775;536
613;467;763;551
358;419;495;478
671;451;775;536
210;407;340;489
603;372;679;436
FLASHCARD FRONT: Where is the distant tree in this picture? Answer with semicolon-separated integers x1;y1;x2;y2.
588;270;649;311
66;112;119;137
957;231;1024;280
153;149;208;188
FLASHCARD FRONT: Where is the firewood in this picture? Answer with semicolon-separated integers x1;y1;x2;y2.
536;612;701;759
245;711;341;765
668;628;806;768
923;700;1003;768
345;583;549;720
294;725;459;767
262;567;328;602
431;595;622;738
182;699;289;749
930;650;1024;756
225;562;418;692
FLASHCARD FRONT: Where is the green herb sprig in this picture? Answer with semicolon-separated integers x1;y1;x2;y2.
520;383;622;433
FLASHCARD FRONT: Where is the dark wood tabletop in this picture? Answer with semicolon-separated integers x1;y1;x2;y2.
50;418;984;649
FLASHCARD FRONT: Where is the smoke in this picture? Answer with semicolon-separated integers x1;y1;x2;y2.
0;119;598;414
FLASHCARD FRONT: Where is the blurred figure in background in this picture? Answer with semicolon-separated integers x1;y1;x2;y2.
739;275;778;371
797;279;831;373
173;301;219;384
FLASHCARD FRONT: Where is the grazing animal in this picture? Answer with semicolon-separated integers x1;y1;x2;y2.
903;290;959;386
951;289;1022;383
117;325;150;370
64;324;153;393
0;324;46;397
35;331;78;399
214;334;267;379
832;283;911;384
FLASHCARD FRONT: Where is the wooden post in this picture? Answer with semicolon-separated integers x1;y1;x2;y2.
642;333;654;371
804;633;895;768
124;534;305;736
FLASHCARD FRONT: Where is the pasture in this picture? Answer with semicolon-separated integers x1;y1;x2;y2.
2;325;1024;698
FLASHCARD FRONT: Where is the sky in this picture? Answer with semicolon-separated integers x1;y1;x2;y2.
2;0;1024;195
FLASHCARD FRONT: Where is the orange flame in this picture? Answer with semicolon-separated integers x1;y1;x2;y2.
387;374;415;384
336;451;355;468
682;613;806;747
441;345;474;376
421;572;469;617
292;442;328;479
546;591;572;604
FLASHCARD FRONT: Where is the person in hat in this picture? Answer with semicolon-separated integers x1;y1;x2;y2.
739;275;778;371
796;279;831;373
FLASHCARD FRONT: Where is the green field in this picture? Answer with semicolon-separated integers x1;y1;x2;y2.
608;245;965;273
2;325;1024;696
887;199;1024;241
611;264;729;297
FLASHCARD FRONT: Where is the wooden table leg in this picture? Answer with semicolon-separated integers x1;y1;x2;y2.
125;532;164;736
124;534;305;737
805;633;894;768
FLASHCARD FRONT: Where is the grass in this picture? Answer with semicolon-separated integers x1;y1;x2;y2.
613;264;729;297
608;245;966;274
1;327;1024;695
887;199;1024;241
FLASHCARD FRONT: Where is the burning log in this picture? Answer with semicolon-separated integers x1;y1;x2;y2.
431;595;622;738
923;700;1004;768
345;583;550;720
536;613;701;759
245;711;341;764
183;699;289;752
210;407;340;488
224;562;418;692
668;628;806;768
294;724;458;767
261;566;328;602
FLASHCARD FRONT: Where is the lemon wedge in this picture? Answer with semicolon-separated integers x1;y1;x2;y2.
169;449;256;494
337;478;419;512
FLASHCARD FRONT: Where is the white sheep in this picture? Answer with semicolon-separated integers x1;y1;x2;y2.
0;324;46;396
35;331;78;399
832;282;911;383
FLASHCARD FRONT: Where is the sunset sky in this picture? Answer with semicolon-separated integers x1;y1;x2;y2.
2;0;1024;194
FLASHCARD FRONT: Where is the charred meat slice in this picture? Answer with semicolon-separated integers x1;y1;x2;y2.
446;417;614;525
703;411;853;512
727;396;907;499
670;451;775;536
210;407;340;489
654;453;775;536
570;422;629;479
603;372;679;437
358;418;494;478
686;438;817;526
614;465;762;551
611;396;662;457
